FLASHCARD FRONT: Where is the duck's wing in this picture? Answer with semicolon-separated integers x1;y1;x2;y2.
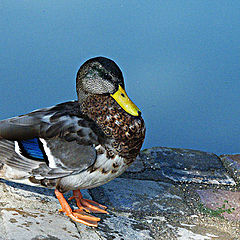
0;101;103;180
0;101;100;142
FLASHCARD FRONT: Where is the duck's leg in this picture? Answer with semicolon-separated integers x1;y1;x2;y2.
55;189;100;227
69;189;108;214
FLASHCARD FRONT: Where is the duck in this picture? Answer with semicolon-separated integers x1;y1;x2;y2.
0;57;145;227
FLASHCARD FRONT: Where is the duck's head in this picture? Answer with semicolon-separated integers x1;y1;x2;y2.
76;56;141;117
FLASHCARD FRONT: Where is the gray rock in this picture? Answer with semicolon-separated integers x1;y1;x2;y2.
122;147;236;185
76;212;153;240
147;214;240;240
1;208;79;240
90;178;190;215
220;154;240;184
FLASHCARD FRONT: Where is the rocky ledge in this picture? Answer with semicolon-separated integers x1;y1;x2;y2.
0;147;239;240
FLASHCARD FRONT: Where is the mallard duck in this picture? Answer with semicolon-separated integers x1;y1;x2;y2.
0;57;145;227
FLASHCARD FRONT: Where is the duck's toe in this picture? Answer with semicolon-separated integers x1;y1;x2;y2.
70;189;108;214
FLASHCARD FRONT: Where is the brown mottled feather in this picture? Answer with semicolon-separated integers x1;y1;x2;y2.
81;95;145;164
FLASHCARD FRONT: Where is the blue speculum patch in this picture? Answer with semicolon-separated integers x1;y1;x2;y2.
19;138;45;160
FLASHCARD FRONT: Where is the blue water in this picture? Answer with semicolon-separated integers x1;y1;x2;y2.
1;1;240;155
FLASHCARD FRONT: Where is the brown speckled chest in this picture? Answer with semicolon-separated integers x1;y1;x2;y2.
81;95;145;164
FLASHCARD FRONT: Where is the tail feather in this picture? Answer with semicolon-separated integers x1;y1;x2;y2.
0;139;40;178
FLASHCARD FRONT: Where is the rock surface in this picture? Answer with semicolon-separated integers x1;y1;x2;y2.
0;147;239;240
220;154;240;184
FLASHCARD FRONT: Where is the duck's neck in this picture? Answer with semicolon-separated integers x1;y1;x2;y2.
77;88;90;104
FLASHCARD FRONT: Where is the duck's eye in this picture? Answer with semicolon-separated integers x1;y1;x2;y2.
104;73;112;80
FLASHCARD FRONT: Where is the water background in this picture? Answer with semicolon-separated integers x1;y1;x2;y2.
1;1;240;154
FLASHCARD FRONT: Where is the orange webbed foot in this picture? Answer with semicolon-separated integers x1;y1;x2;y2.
55;189;102;227
69;189;108;214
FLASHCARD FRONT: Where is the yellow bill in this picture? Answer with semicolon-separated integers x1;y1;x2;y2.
111;85;141;117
